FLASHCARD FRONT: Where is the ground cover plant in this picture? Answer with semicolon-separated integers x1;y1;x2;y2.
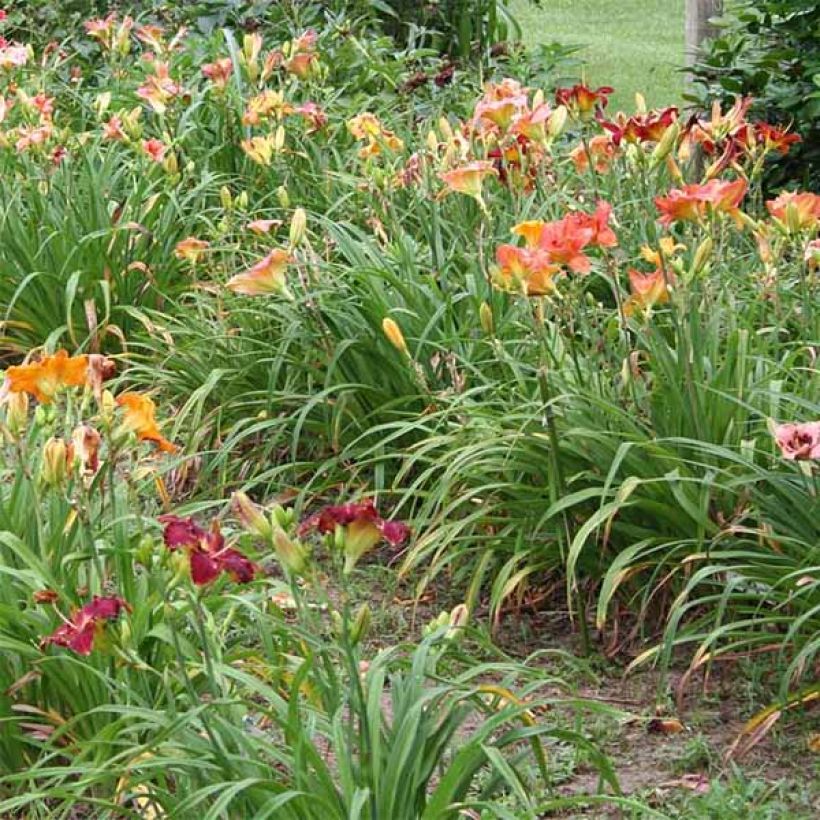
0;1;817;816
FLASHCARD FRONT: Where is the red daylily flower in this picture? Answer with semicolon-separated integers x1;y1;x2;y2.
299;500;409;572
555;84;613;117
41;596;129;655
160;515;256;585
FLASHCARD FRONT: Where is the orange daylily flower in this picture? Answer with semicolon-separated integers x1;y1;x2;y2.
227;248;292;296
174;237;209;264
493;245;560;295
240;134;277;166
511;220;546;248
116;392;177;453
766;192;820;232
555;84;613;118
347;112;403;158
5;350;89;403
640;237;686;267
284;51;316;79
438;161;498;200
624;268;673;316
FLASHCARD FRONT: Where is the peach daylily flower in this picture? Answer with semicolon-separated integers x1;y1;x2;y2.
773;421;820;461
102;115;126;141
284;51;316;79
624;268;673;316
202;58;233;89
246;219;281;235
766;192;820;232
227;249;292;296
240;134;277;166
174;237;209;264
655;179;747;227
141;138;167;163
116;392;177;453
570;134;618;174
438;161;498;200
493;245;560;295
4;350;89;404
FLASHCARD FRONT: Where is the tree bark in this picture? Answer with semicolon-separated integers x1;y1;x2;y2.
686;0;723;67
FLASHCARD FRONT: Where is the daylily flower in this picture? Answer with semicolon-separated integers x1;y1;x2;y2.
510;102;553;142
242;89;293;125
624;268;673;316
174;237;209;264
294;102;327;133
773;421;820;461
227;248;292;296
655;179;747;227
41;596;129;655
116;392;177;453
639;236;686;267
4;350;89;403
240;133;277;166
493;245;561;295
135;24;165;52
754;123;800;156
766;192;820;232
136;62;180;114
102;115;126;141
201;57;233;89
555;83;612;118
602;106;678;145
160;515;256;585
299;499;409;574
570;134;618;174
141;138;167;163
84;14;117;49
438;160;498;201
537;218;595;273
246;219;281;235
0;44;28;70
284;51;316;79
347;112;403;158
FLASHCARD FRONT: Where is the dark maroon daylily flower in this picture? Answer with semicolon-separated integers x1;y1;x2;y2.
299;499;409;573
41;596;129;655
160;515;256;585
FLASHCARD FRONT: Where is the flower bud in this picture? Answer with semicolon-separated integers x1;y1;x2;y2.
276;186;290;209
236;191;249;210
163;151;179;175
41;437;69;487
289;207;307;247
273;125;286;152
479;301;494;336
220;185;233;211
445;603;469;640
438;116;453;141
350;603;372;644
650;121;680;165
4;391;29;437
634;92;647;114
692;237;713;275
548;105;567;140
382;317;409;356
95;92;112;117
272;525;308;575
233;491;273;539
426;130;439;154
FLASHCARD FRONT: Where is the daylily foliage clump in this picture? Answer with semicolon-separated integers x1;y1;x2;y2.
0;2;817;815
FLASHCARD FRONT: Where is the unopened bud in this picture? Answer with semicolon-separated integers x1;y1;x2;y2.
4;392;29;436
651;121;680;165
426;130;439;154
692;237;713;274
163;151;178;175
220;185;233;211
438;116;453;141
350;603;372;644
382;317;409;356
95;92;112;117
479;301;494;335
548;105;567;139
272;525;308;575
41;437;69;487
273;125;286;152
277;186;290;209
289;207;307;247
236;191;249;210
445;603;469;640
233;491;272;539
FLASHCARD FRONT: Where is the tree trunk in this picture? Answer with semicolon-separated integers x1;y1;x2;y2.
686;0;723;67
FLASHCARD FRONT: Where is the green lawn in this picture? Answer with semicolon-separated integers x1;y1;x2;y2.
510;0;685;112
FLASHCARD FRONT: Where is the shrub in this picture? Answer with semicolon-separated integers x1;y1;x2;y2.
690;0;820;187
